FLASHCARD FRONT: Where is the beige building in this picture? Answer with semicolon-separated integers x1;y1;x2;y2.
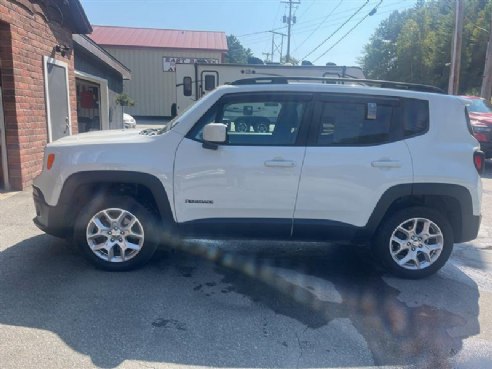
90;26;228;117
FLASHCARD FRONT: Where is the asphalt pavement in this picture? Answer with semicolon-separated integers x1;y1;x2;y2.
1;163;492;369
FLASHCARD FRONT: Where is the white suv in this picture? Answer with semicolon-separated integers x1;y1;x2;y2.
32;78;484;278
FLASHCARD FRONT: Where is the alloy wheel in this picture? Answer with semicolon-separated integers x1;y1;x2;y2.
389;217;444;270
86;208;145;263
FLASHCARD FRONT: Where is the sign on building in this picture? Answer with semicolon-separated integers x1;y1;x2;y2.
163;57;219;72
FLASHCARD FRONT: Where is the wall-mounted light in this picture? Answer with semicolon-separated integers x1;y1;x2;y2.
55;44;71;57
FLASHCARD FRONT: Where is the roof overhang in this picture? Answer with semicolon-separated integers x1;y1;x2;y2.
62;0;92;34
89;25;228;52
73;34;131;80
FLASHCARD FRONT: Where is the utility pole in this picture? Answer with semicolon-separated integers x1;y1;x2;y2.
481;11;492;100
269;31;287;63
262;52;271;63
281;0;300;63
448;0;464;95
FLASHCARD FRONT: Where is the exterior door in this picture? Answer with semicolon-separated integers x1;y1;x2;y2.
173;93;312;237
294;94;415;237
44;57;71;141
200;71;218;97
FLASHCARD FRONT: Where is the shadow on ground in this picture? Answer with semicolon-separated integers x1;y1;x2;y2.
0;234;480;368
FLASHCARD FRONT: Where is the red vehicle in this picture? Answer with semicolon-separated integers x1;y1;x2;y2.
461;96;492;158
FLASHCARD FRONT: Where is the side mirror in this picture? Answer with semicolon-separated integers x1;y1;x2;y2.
202;123;227;149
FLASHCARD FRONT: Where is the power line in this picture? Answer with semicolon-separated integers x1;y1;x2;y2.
239;0;406;56
312;0;383;63
237;28;285;37
289;0;404;35
297;0;316;19
294;0;343;53
301;0;370;61
237;2;372;38
236;0;399;39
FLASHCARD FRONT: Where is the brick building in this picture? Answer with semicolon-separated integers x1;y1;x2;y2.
0;0;91;191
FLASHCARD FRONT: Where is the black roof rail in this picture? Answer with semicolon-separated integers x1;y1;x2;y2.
231;77;289;85
230;77;446;94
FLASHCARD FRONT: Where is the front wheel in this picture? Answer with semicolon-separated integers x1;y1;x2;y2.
373;207;454;279
74;196;159;271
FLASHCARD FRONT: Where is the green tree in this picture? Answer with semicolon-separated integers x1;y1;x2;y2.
224;35;253;64
360;0;492;94
359;10;408;82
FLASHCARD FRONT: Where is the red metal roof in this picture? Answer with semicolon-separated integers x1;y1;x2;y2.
89;26;228;52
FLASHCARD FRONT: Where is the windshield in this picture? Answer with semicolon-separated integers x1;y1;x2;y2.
464;98;492;113
139;103;195;136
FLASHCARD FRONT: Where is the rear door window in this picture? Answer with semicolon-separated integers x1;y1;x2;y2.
312;95;429;146
316;97;396;146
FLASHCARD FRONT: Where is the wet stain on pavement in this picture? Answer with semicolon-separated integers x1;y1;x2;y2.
220;286;235;294
262;322;268;337
214;244;473;368
152;318;187;331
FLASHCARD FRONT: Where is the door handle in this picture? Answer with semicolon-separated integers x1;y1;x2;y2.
264;160;296;168
371;160;401;168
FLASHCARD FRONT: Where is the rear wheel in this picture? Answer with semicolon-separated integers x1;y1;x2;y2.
373;207;454;279
74;196;159;271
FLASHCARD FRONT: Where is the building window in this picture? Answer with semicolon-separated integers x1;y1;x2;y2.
204;75;216;91
183;77;192;97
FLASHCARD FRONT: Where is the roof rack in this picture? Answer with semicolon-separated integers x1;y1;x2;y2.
230;77;446;94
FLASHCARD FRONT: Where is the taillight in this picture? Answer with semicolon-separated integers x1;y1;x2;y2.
473;151;485;174
474;132;488;142
47;153;55;170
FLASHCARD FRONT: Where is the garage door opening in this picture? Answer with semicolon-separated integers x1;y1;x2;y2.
76;78;101;133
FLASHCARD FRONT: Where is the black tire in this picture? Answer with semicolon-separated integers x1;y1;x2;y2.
74;195;159;271
373;206;454;279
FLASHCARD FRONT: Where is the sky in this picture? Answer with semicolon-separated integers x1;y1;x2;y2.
80;0;418;67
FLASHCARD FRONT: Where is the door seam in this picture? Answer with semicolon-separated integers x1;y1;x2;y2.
291;146;308;237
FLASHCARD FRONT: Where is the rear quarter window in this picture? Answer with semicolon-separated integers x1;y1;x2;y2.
402;99;429;137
